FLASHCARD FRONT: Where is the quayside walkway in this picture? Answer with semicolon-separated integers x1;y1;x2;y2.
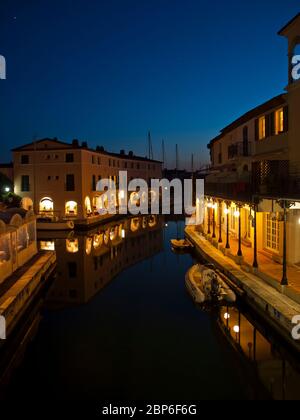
215;233;300;299
185;225;300;351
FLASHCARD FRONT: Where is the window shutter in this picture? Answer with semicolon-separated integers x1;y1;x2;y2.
283;106;289;132
270;112;275;136
255;119;259;141
265;114;270;137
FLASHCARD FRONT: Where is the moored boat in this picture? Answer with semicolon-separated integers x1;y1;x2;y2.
185;264;236;304
170;239;193;250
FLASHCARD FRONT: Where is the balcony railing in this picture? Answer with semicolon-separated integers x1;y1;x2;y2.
206;160;300;201
205;181;252;202
228;142;252;159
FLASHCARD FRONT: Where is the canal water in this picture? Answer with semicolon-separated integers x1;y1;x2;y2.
1;216;300;401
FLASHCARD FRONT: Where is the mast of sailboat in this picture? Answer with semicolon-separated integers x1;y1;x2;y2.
191;153;194;175
148;131;153;160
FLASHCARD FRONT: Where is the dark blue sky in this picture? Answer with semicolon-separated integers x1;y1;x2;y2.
0;0;299;168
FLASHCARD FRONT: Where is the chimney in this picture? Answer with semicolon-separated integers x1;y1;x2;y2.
72;139;79;148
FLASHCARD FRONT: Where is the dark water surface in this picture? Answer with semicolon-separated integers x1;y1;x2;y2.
2;217;300;401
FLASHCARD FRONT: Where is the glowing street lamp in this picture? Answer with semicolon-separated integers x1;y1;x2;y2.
4;187;10;193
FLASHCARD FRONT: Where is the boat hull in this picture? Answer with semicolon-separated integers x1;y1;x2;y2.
185;264;236;304
185;266;206;303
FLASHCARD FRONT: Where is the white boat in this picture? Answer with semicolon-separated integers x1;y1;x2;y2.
185;264;236;304
37;217;74;231
170;239;192;250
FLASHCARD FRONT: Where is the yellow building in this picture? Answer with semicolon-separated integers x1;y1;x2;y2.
12;138;162;226
203;14;300;286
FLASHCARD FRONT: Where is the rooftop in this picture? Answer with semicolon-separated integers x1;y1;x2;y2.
278;12;300;36
0;163;13;168
12;138;162;164
208;94;286;148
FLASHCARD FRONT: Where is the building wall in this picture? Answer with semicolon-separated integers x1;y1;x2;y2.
0;166;13;182
13;140;162;220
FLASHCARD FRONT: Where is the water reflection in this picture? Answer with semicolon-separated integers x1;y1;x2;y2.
214;305;300;400
39;215;163;305
1;218;300;400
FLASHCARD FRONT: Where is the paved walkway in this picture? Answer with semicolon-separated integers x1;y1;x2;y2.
201;228;300;298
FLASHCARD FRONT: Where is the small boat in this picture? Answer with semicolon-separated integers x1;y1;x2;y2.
37;217;74;231
185;264;236;304
170;239;192;250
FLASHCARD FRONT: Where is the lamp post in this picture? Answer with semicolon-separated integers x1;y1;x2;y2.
281;200;288;286
253;204;258;269
207;202;211;235
237;206;243;257
218;200;223;243
212;202;216;239
225;202;230;249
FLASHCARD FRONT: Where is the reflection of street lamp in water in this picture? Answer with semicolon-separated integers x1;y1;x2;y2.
233;325;240;342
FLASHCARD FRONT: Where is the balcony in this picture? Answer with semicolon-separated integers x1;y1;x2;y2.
228;142;252;160
205;180;252;202
252;160;300;198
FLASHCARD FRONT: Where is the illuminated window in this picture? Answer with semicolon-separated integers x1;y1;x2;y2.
275;108;284;135
21;197;33;211
265;214;280;253
65;201;78;216
85;196;92;215
39;197;54;215
258;116;266;140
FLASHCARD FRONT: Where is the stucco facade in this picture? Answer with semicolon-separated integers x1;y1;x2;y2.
13;138;162;223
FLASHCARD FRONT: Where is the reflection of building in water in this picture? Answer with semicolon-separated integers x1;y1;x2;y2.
0;209;37;283
0;298;43;393
0;208;55;338
218;306;300;400
41;215;163;305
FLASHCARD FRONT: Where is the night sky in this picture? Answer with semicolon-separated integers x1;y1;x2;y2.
0;0;299;168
